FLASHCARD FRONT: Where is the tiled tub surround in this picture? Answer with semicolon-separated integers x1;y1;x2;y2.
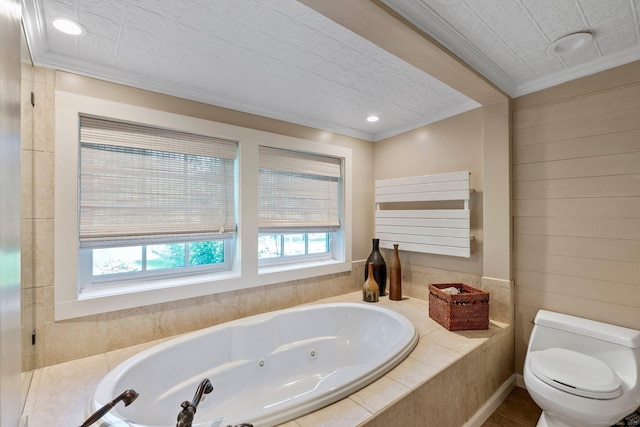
21;244;512;371
23;292;514;427
20;65;513;373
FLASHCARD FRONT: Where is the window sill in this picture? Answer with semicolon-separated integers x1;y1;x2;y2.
257;258;351;286
55;260;353;321
79;270;240;300
55;270;242;321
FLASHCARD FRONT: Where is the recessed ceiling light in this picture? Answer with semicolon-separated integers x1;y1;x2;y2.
549;31;593;55
366;115;379;123
52;18;85;36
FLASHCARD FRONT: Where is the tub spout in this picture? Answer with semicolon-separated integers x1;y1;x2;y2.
79;389;139;427
176;378;213;427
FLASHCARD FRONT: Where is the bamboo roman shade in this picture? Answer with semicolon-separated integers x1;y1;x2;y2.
258;146;341;232
79;116;237;246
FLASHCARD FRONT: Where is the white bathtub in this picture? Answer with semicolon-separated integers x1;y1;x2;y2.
89;302;418;427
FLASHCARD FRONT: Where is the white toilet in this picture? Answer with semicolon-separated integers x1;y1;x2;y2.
524;309;640;427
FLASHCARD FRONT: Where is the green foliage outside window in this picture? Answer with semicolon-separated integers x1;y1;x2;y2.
189;241;224;265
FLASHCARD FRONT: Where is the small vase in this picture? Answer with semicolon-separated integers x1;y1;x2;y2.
389;244;402;301
365;238;387;296
362;263;379;303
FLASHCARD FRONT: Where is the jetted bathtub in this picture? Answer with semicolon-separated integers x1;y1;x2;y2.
88;302;418;427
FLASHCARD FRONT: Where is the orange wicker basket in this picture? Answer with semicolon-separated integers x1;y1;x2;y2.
428;283;489;331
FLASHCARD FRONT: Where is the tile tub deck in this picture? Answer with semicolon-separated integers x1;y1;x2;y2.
22;291;514;427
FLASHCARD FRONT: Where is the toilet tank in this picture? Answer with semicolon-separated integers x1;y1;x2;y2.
533;310;640;348
528;310;640;387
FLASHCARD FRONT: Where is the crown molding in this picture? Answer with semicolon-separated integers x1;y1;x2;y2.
31;49;377;141
382;0;517;96
514;46;640;97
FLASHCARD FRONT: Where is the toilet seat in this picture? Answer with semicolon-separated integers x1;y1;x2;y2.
530;348;623;399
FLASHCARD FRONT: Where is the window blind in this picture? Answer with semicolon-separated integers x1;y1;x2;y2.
79;116;237;246
258;146;341;232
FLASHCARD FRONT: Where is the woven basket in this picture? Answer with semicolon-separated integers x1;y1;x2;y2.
428;283;489;331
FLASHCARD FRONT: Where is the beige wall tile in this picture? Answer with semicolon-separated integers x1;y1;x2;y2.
413;362;468;427
20;218;34;287
465;346;486;419
20;149;33;219
33;151;54;219
386;354;438;389
482;277;514;324
295;397;371;427
32;219;53;287
105;305;163;350
362;393;415;427
409;336;464;372
350;376;409;414
43;315;108;365
24;354;109;427
21;86;33;151
43;285;55;323
483;338;502;400
500;326;515;385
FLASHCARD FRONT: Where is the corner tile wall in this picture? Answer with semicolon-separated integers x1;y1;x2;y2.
387;255;513;325
21;64;55;371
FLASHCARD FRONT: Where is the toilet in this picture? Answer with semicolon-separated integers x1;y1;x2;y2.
523;310;640;427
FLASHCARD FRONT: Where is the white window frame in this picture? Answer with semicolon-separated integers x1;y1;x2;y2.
54;91;352;320
79;238;235;290
258;232;332;267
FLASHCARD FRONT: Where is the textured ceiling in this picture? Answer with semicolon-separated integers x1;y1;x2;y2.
22;0;479;141
383;0;640;97
22;0;640;141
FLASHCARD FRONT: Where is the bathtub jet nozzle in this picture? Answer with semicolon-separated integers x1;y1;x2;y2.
176;378;213;427
79;389;139;427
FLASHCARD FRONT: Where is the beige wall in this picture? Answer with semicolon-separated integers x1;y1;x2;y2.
373;104;513;326
513;60;640;374
374;108;484;276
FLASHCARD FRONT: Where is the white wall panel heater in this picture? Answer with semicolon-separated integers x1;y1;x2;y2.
375;171;471;257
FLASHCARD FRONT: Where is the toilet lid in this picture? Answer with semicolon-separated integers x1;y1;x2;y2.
530;348;622;399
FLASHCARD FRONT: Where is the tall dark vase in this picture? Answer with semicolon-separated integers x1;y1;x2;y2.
365;238;387;296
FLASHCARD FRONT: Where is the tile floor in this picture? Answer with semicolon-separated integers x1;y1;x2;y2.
481;386;541;427
483;386;640;427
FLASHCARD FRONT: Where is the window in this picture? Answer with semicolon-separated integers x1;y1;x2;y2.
77;116;237;289
257;146;340;266
258;233;330;259
54;91;352;320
